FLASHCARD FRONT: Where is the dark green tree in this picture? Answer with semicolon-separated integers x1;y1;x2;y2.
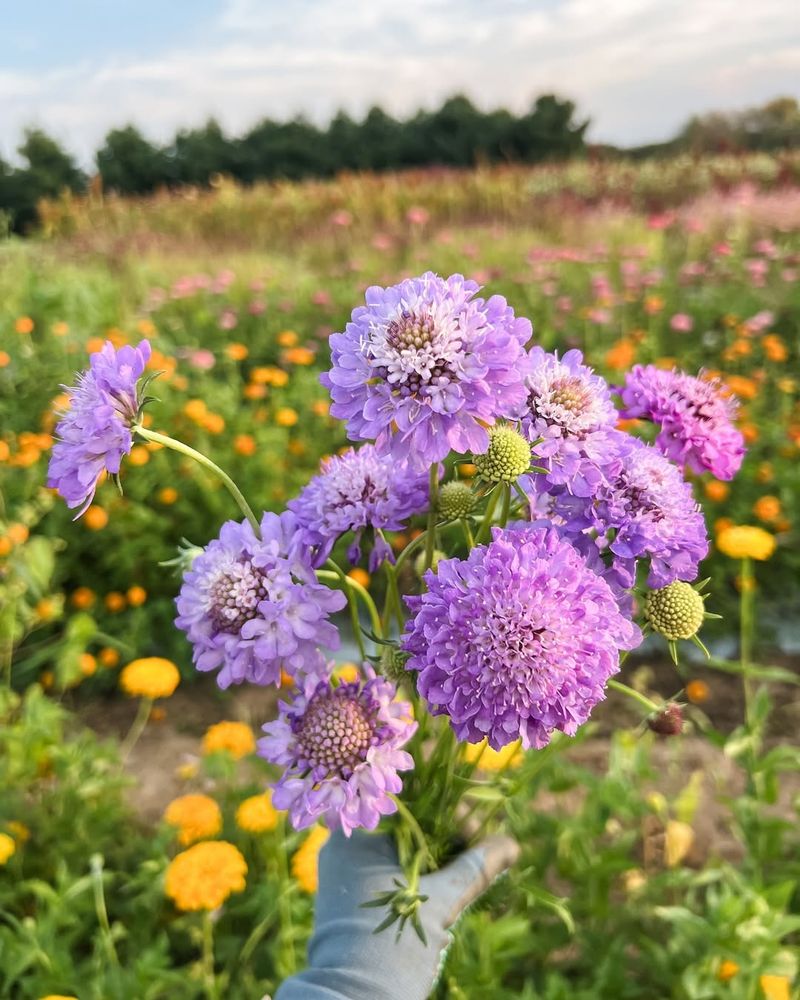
96;125;171;194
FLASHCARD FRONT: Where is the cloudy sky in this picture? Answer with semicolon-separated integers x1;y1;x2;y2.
2;0;799;165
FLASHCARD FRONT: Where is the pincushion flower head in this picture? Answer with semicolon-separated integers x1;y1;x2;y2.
402;525;640;751
258;664;416;835
520;347;620;497
619;365;745;480
562;434;709;589
321;273;532;469
47;339;152;515
175;511;346;689
288;444;430;570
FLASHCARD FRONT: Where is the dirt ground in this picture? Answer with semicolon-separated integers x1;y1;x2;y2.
75;654;800;866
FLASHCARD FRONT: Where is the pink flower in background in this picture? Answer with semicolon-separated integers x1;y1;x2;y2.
249;279;265;292
248;299;266;316
753;238;777;258
669;313;694;333
782;268;798;283
587;308;611;326
556;296;573;313
745;259;768;287
188;349;216;371
714;242;732;256
743;311;774;333
648;212;676;230
311;290;332;308
372;233;393;252
331;210;353;227
146;288;167;309
406;206;429;225
541;281;557;297
212;270;235;293
219;309;238;331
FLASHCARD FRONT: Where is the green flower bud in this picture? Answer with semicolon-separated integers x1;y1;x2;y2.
644;582;705;641
438;481;475;520
473;426;531;484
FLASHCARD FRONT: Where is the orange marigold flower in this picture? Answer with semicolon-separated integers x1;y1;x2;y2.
0;832;16;864
604;338;636;371
71;586;96;609
127;444;150;466
79;653;97;677
165;840;247;911
704;481;729;502
202;721;255;759
127;585;147;607
120;657;181;699
0;350;10;368
183;399;207;422
202;412;225;434
283;347;316;366
52;321;70;336
158;486;179;504
277;329;298;347
225;342;248;361
84;506;109;531
15;316;34;335
236;793;279;833
753;496;781;522
234;434;256;456
164;794;222;846
717;960;740;982
759;974;791;1000
685;679;710;704
99;647;120;668
7;523;29;545
312;400;330;417
347;567;370;589
762;334;788;362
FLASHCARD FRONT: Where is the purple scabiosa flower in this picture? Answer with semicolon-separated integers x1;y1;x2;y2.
47;340;152;515
320;273;532;469
520;347;620;498
618;365;745;480
402;525;640;751
288;444;430;571
565;434;709;589
175;512;346;689
258;663;416;835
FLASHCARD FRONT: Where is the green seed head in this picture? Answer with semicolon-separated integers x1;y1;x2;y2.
644;582;705;641
380;646;411;683
473;426;531;484
438;481;475;520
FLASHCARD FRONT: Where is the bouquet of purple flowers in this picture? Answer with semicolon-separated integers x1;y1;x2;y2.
49;271;742;937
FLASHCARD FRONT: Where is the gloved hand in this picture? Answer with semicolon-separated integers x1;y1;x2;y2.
274;829;519;1000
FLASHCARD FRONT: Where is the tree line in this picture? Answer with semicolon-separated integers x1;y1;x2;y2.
1;94;798;233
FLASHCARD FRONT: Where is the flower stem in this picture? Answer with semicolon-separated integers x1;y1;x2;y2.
119;696;152;762
395;530;431;573
275;817;297;976
607;678;660;715
318;563;383;640
89;853;119;967
424;465;439;571
133;425;260;537
475;486;501;545
739;557;759;795
498;483;511;528
391;794;435;870
202;911;218;1000
460;518;475;550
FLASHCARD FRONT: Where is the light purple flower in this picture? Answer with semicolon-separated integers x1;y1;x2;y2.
555;433;709;589
47;339;151;516
402;525;641;751
175;512;346;689
520;347;620;497
618;365;745;480
321;273;532;469
259;663;416;835
288;444;430;571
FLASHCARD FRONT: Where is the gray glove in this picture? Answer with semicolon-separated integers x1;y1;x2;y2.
275;830;519;1000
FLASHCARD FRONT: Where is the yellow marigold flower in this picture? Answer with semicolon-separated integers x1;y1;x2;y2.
753;496;781;523
127;585;147;607
137;319;156;337
312;400;330;417
225;342;248;361
236;793;279;833
84;505;109;531
158;486;179;504
15;316;34;334
270;369;289;388
759;975;791;1000
0;439;10;460
777;377;795;394
6;821;30;843
717;525;776;561
38;995;78;1000
284;347;316;366
717;960;740;982
335;662;361;684
202;721;255;759
244;383;267;400
183;399;208;422
176;761;199;781
202;412;225;434
762;334;788;362
463;738;523;771
275;407;298;427
164;840;247;911
665;820;694;868
164;794;222;846
292;826;330;893
278;329;298;347
0;833;16;864
250;366;273;385
105;591;127;612
7;523;29;545
120;657;181;699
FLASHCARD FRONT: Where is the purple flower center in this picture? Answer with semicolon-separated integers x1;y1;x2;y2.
530;375;592;425
370;308;459;398
208;560;268;632
385;309;435;351
295;688;377;775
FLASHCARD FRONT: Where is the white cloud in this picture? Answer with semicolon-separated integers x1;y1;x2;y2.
1;0;798;164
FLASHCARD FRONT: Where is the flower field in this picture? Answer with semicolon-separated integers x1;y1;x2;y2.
1;154;799;999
